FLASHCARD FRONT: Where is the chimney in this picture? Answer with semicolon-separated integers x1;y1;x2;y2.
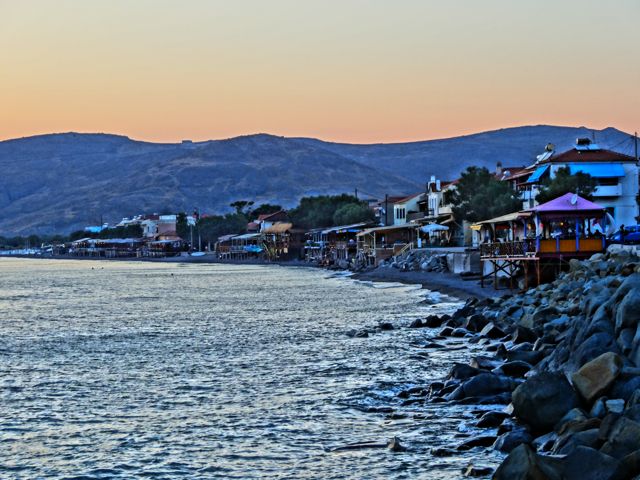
496;162;503;176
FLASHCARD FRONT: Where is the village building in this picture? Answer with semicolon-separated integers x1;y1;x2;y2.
392;193;425;226
258;211;290;232
476;193;610;289
509;139;639;227
356;223;420;266
372;196;407;226
304;222;375;265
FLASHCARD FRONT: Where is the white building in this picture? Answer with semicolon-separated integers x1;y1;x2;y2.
392;193;424;226
520;139;639;227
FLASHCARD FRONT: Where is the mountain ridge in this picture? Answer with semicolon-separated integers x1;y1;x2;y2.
0;125;635;235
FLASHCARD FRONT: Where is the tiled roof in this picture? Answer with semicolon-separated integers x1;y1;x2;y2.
543;149;636;164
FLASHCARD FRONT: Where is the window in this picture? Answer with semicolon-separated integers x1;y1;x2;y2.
597;178;619;186
396;207;406;219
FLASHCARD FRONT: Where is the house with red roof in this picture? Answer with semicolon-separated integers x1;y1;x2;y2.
513;138;638;227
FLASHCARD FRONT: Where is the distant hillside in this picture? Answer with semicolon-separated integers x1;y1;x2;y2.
0;125;634;235
295;125;635;182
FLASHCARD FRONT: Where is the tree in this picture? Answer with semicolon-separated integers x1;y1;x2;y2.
332;203;375;225
289;194;366;229
230;200;254;215
176;212;190;240
197;213;248;245
249;203;283;218
535;166;597;204
444;166;522;223
98;224;143;239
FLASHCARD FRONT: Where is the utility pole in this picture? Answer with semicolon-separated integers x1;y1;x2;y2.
384;193;389;226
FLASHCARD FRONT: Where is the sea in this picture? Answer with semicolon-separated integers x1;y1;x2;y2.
0;258;502;479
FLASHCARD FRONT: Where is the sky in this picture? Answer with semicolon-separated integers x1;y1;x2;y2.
1;0;638;144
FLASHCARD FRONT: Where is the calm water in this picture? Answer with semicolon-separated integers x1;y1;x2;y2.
0;259;500;479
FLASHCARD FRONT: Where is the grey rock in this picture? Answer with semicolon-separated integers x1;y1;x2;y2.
493;428;533;453
601;416;640;459
562;446;620;480
512;372;580;432
475;410;510;428
493;444;563;480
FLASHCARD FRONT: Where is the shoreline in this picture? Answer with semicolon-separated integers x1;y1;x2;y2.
1;253;501;301
352;267;501;301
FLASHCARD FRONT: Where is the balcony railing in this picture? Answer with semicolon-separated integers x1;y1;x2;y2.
593;184;622;197
480;237;605;258
480;240;536;258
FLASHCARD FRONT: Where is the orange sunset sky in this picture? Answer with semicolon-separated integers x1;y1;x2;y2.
1;0;638;144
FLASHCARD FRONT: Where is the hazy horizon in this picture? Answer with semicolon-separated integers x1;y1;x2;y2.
0;123;634;147
1;1;638;143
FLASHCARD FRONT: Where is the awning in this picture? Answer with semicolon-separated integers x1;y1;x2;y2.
476;211;532;225
356;223;420;237
217;234;237;242
320;222;371;235
233;233;262;240
263;222;292;234
420;223;449;233
568;163;625;178
526;165;550;183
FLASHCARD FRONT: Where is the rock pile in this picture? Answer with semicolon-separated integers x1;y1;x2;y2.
406;247;640;479
380;250;449;273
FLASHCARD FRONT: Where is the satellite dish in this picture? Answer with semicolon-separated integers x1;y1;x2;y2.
571;193;578;205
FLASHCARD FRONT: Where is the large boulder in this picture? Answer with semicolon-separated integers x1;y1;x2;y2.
512;372;580;432
493;444;563;480
562;446;620;480
571;352;624;404
615;287;640;333
493;428;533;453
600;416;640;459
447;373;518;401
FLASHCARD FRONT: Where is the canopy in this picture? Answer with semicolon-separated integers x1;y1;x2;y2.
321;222;371;235
233;233;262;240
526;165;550;183
263;222;292;234
217;234;237;242
356;223;420;237
567;163;625;178
475;211;532;225
420;223;449;233
529;192;605;214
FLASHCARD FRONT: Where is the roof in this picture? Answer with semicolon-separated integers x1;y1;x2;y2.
395;192;424;204
320;222;373;235
356;223;420;236
528;193;605;213
263;222;293;234
234;233;262;240
475;211;532;225
217;234;237;242
499;166;529;181
543;148;636;164
258;210;288;221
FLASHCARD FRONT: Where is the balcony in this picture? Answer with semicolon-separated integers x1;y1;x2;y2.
407;211;429;222
593;184;622;197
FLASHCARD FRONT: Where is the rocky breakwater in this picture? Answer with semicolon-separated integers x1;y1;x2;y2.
405;247;640;479
379;249;449;273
